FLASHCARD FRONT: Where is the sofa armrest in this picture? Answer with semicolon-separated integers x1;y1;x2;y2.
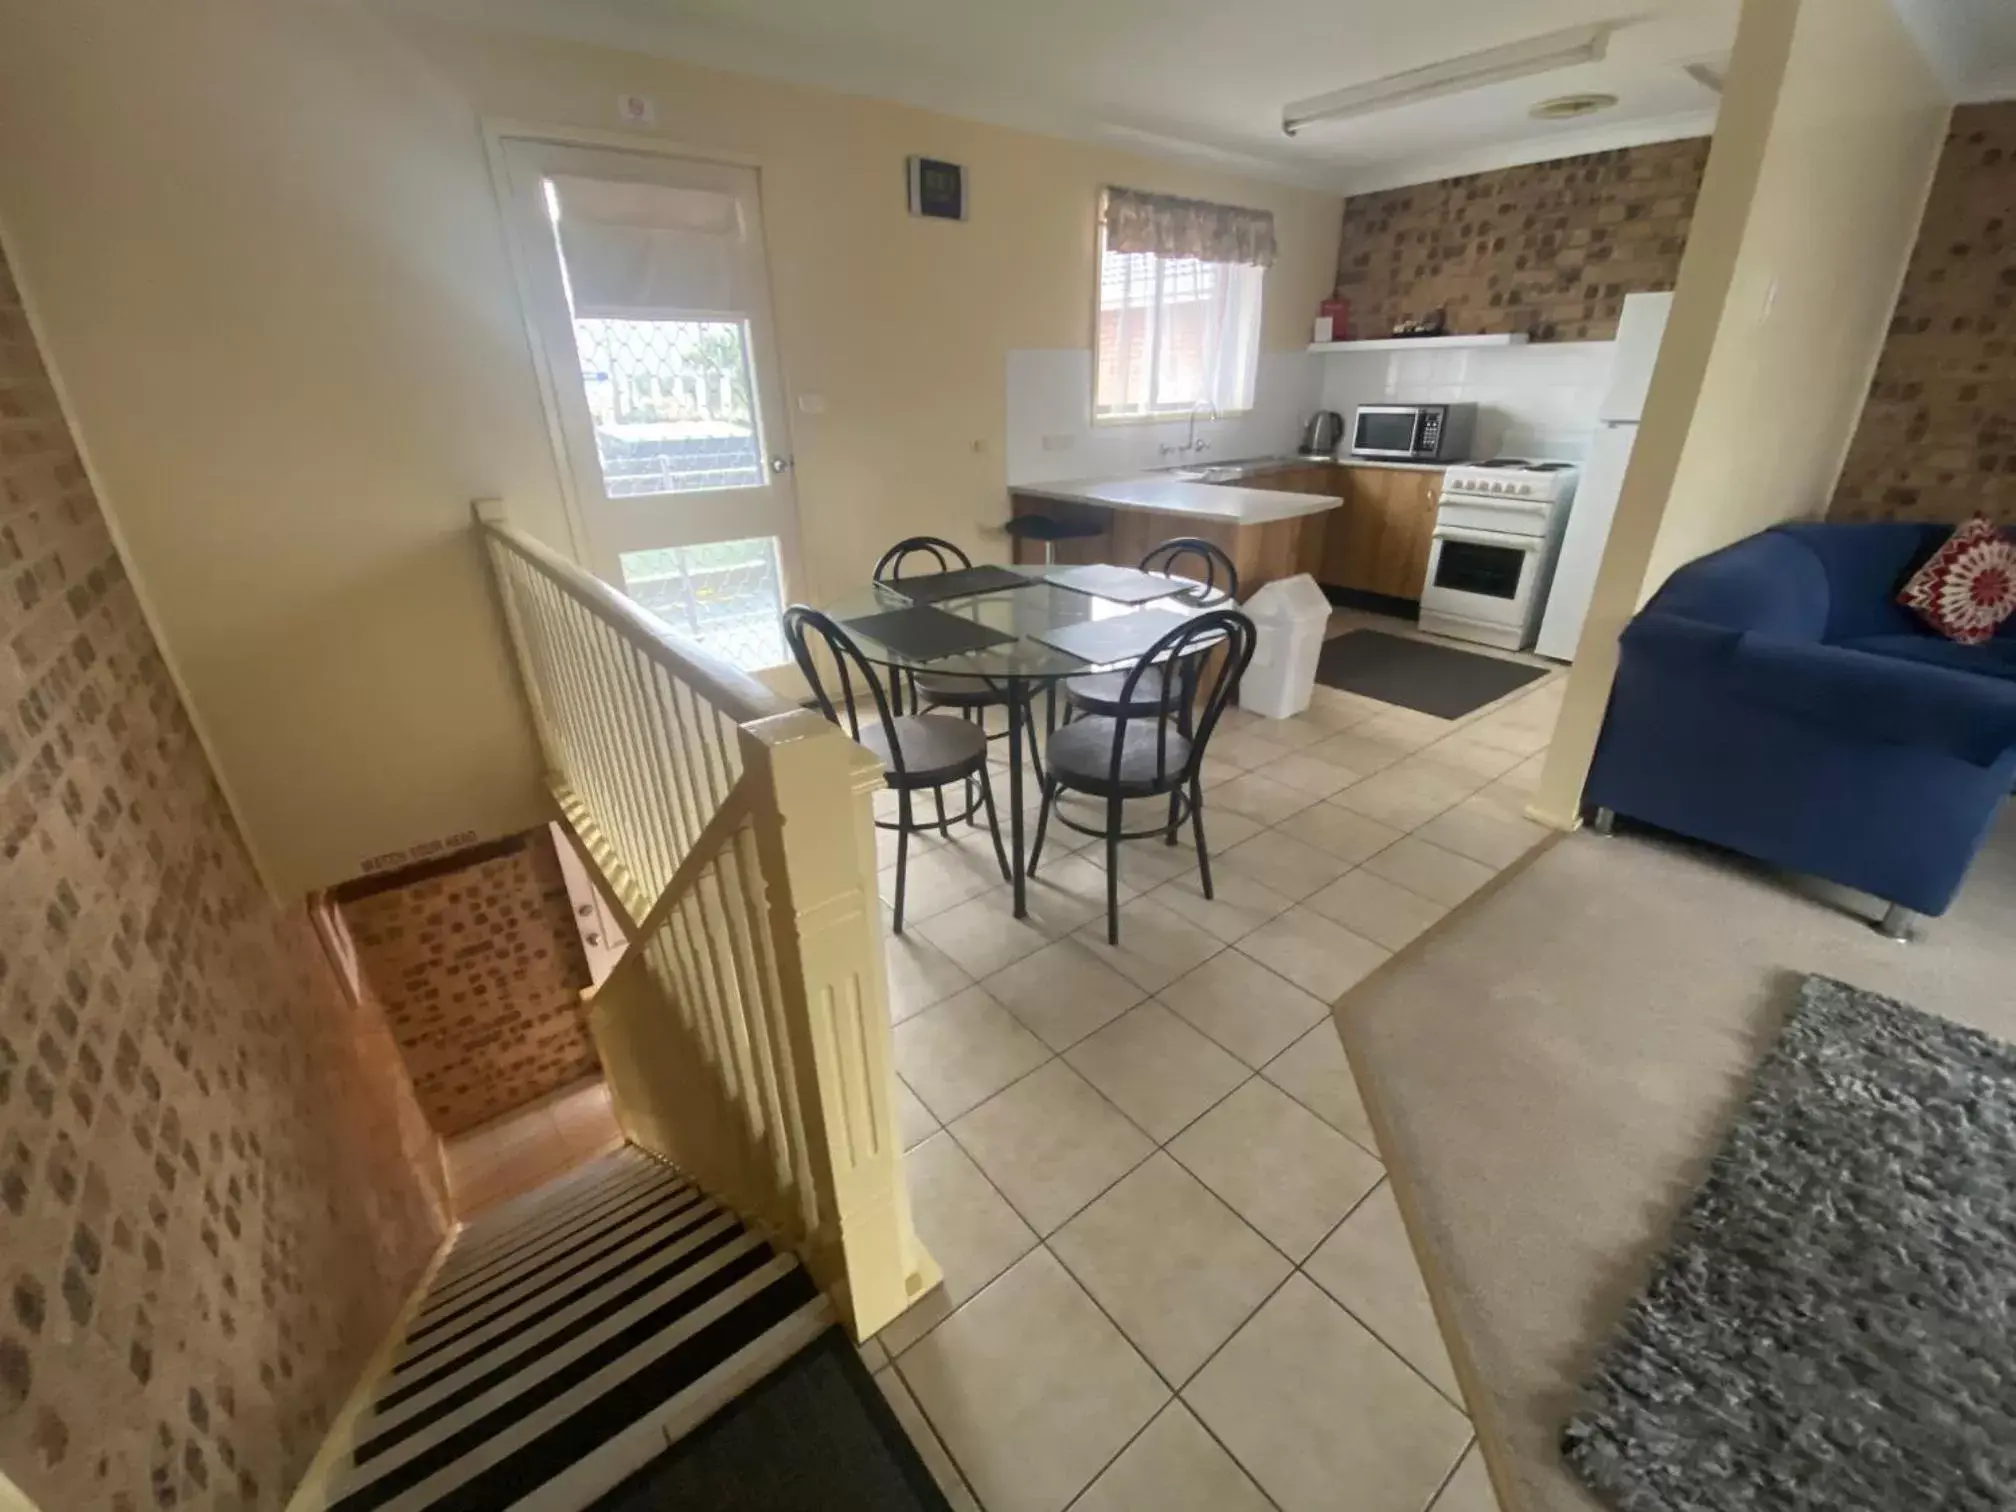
1622;614;2016;767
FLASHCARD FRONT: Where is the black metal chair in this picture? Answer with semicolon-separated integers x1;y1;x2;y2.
783;605;1011;934
1062;537;1241;721
1030;608;1258;944
873;536;1044;778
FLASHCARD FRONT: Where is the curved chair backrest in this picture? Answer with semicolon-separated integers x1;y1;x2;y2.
782;605;910;778
1103;609;1258;789
874;536;972;583
1141;537;1239;602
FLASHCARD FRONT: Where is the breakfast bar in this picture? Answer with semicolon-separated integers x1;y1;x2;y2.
1007;470;1344;593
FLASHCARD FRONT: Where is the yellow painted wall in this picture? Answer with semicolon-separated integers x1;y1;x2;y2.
0;0;1340;894
1532;0;1950;828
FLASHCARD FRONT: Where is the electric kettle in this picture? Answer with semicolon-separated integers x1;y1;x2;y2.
1298;410;1344;458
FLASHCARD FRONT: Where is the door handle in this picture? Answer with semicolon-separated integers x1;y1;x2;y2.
769;455;793;474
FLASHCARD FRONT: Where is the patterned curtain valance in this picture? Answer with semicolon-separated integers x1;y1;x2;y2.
1102;186;1278;268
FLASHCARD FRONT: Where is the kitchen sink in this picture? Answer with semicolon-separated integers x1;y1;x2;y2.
1167;465;1251;484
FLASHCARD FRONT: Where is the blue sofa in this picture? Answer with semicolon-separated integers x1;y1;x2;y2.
1585;521;2016;923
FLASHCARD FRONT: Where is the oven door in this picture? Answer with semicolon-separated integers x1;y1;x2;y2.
1351;406;1427;458
1421;524;1544;628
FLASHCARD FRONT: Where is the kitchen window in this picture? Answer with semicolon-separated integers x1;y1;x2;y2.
1094;186;1274;421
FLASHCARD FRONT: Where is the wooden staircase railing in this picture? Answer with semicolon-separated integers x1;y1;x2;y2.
476;503;938;1338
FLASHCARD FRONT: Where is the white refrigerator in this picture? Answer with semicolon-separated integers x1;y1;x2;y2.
1536;290;1674;662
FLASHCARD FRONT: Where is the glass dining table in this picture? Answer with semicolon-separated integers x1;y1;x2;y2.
820;566;1232;918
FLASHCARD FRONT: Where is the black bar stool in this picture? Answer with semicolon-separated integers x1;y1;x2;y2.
1003;512;1103;566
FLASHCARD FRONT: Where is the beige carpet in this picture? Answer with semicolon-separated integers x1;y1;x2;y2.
1335;808;2016;1512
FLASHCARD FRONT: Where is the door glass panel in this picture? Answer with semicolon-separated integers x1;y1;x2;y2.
1434;540;1528;600
571;316;764;497
618;537;787;672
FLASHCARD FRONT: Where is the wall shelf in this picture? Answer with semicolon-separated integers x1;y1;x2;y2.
1307;333;1531;354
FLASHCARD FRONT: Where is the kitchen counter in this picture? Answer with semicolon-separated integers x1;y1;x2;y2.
1013;473;1343;525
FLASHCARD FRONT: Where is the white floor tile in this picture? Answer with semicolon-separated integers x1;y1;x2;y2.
1304;1182;1464;1404
1214;829;1355;901
1328;761;1478;831
899;1248;1168;1512
875;1366;983;1511
1305;730;1410;776
1157;950;1330;1070
1063;1003;1248;1144
1210;772;1322;827
1051;1153;1290;1386
985;937;1147;1051
1256;751;1363;798
1304;868;1449;952
894;986;1051;1122
1070;893;1226;995
915;890;1064;980
881;842;1009;923
1145;868;1295;947
1361;837;1497;907
1429;1444;1497;1512
1236;906;1391;1003
879;1132;1038;1356
951;1061;1154;1234
1260;1022;1379;1156
1414;795;1552;871
1169;1080;1382;1261
1071;1401;1275;1512
894;1074;942;1152
1286;804;1406;865
1184;1275;1471;1512
885;933;975;1024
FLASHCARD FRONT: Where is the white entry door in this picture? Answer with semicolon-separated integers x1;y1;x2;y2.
498;138;801;672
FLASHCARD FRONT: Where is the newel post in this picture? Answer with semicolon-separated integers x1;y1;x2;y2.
740;709;940;1339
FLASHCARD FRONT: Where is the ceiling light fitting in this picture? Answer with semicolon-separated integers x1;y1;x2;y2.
1530;92;1620;120
1282;22;1614;136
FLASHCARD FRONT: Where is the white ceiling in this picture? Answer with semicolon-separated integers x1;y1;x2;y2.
398;0;2016;194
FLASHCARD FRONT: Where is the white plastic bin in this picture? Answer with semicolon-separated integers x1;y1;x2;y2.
1238;573;1331;719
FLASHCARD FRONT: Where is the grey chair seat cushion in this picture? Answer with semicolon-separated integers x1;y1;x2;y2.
1047;716;1191;794
1063;665;1175;713
913;671;1013;708
858;714;990;785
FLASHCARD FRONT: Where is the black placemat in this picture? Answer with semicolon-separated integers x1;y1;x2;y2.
840;606;1018;662
1315;629;1545;719
890;565;1033;605
1032;607;1194;664
1048;564;1186;605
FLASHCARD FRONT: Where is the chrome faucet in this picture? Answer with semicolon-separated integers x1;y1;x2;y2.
1160;399;1220;458
1185;398;1219;454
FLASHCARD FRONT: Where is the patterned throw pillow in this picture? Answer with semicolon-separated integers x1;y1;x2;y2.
1897;516;2016;646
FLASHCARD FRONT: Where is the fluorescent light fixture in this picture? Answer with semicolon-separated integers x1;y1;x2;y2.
1282;23;1614;136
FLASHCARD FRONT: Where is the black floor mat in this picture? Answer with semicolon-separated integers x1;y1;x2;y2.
1316;629;1546;719
589;1329;952;1512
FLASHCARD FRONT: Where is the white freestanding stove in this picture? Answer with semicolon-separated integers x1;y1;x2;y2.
1417;459;1579;652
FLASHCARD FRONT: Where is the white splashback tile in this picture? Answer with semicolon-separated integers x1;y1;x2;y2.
1006;349;1324;486
1317;340;1619;465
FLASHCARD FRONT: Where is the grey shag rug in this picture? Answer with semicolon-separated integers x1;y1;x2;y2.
1562;974;2016;1511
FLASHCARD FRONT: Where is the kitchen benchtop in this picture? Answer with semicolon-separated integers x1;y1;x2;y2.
1011;454;1460;524
1011;473;1342;525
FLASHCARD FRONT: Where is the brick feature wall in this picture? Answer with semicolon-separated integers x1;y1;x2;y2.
1833;103;2016;527
339;834;597;1138
1334;137;1712;343
0;246;447;1509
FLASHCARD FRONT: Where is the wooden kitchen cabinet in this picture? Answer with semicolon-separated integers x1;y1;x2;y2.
1241;463;1443;601
1318;466;1442;601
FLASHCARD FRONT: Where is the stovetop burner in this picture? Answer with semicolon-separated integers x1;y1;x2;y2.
1468;458;1573;471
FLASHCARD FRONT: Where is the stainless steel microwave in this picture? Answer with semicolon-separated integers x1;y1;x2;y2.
1350;403;1477;462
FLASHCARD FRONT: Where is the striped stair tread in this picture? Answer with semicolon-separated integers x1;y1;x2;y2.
327;1148;835;1512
